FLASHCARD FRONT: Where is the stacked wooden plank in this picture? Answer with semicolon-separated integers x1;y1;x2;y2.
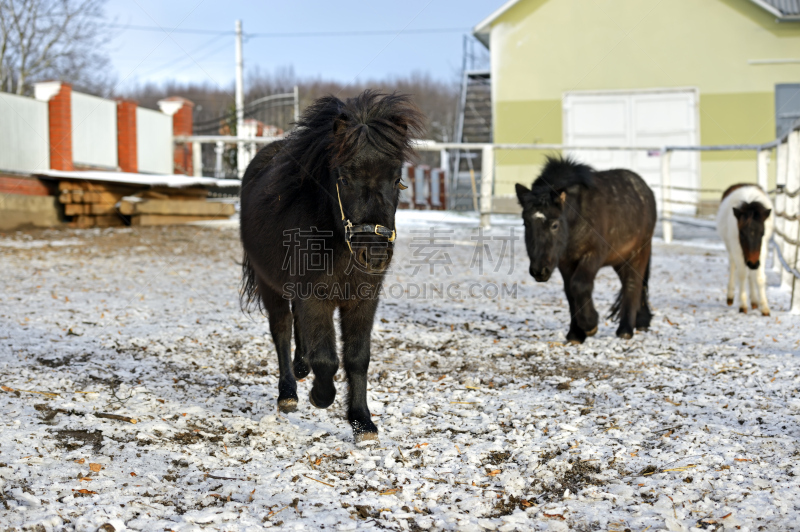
119;187;235;226
58;181;140;228
58;181;236;227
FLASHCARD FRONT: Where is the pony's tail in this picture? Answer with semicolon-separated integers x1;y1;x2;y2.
609;257;651;322
609;287;623;322
239;251;263;314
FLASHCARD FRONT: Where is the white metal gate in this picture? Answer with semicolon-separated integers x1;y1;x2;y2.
563;88;699;213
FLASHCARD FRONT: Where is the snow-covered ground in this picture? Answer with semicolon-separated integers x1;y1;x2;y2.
1;212;798;532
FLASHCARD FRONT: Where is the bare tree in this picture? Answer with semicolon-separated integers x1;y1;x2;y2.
0;0;114;96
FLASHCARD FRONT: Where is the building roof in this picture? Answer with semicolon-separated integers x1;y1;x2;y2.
472;0;520;47
751;0;800;18
473;0;799;48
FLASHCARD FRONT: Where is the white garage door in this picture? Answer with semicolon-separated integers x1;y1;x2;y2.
563;89;699;214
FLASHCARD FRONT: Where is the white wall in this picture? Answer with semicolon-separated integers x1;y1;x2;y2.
136;107;173;174
0;93;50;173
71;91;118;169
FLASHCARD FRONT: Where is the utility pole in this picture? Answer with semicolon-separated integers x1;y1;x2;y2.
235;19;246;178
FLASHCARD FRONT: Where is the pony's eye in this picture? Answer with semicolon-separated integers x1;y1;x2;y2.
396;178;408;190
339;177;349;186
551;221;559;231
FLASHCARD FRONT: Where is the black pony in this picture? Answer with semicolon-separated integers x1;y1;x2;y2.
516;157;656;343
239;91;424;443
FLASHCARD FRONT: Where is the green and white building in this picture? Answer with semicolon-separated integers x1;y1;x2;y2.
472;0;800;213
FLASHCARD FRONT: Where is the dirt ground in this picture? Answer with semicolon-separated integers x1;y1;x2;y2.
0;219;799;531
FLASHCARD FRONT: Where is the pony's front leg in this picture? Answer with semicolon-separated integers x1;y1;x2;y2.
295;300;338;409
736;265;748;313
561;266;586;344
569;257;602;336
748;271;759;310
755;264;771;316
340;298;380;443
726;259;736;306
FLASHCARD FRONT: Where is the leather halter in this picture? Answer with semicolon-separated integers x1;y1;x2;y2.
335;181;396;255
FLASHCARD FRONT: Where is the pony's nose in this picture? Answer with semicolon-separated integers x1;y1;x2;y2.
530;265;551;282
746;260;759;270
355;245;392;273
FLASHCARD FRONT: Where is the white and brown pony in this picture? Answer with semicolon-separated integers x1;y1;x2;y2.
716;184;773;316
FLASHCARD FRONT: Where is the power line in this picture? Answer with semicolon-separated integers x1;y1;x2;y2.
109;24;470;37
109;24;231;35
135;33;230;77
248;28;470;38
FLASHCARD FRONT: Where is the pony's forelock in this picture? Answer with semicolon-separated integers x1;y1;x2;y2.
530;155;594;196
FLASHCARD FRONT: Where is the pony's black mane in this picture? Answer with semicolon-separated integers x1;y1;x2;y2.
530;156;594;195
266;90;425;195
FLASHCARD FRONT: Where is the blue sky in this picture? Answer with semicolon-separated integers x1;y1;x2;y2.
104;0;503;91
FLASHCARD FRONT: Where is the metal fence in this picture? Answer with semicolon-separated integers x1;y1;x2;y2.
174;123;800;312
0;92;49;174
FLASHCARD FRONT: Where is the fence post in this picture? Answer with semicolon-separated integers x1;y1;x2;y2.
757;149;769;191
661;148;673;244
214;141;225;178
440;148;449;209
785;129;800;291
773;142;788;273
480;145;494;228
192;141;202;177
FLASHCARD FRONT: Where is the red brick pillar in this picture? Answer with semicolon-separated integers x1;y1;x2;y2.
117;100;138;173
158;97;194;175
35;81;73;171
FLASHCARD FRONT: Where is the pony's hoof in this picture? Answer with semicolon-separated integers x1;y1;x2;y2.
293;359;310;379
585;326;598;337
277;398;298;413
761;309;771;317
635;326;649;332
751;302;758;310
567;339;583;346
355;432;379;446
616;329;633;340
739;307;747;314
309;390;334;409
727;298;733;306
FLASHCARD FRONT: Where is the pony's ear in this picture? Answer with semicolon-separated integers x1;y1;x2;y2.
733;207;743;219
333;113;349;135
764;208;772;219
515;183;530;204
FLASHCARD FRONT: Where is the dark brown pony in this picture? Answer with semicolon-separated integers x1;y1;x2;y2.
516;157;657;343
239;91;424;443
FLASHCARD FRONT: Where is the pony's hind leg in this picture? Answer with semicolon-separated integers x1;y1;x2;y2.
635;254;653;331
291;301;310;379
340;298;380;443
613;250;647;340
295;300;338;409
259;282;298;413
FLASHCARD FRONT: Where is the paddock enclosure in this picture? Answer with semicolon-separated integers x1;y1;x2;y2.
1;215;799;531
